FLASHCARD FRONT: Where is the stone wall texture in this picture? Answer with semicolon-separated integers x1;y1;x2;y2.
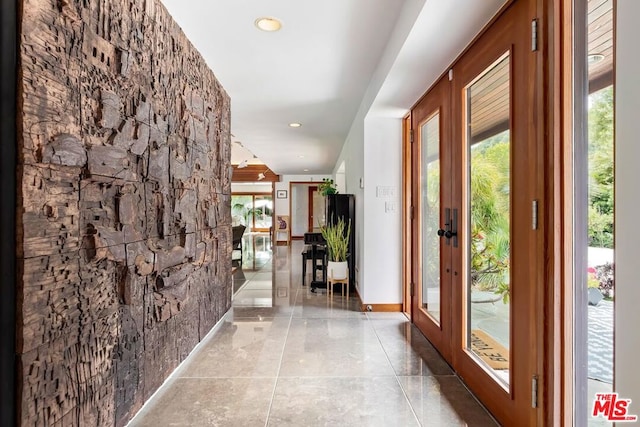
16;0;232;425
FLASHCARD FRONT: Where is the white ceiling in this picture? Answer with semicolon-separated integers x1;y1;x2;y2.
160;0;507;175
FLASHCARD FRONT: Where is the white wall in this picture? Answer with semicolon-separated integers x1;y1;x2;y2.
331;0;425;298
334;117;403;303
362;116;403;303
335;161;346;194
333;0;505;304
615;0;640;409
291;184;310;236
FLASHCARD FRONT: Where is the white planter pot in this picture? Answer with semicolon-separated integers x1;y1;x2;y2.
327;261;348;280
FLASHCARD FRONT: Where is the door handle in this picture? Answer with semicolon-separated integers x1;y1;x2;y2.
437;208;452;245
443;229;457;239
436;208;458;247
437;229;456;239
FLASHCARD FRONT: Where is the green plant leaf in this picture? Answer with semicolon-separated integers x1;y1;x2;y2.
320;216;351;262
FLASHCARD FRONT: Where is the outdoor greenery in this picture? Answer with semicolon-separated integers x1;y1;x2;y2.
231;195;252;225
422;155;441;293
422;130;511;302
320;216;351;262
469;131;511;302
594;262;614;298
459;86;614;302
231;195;273;228
588;86;614;249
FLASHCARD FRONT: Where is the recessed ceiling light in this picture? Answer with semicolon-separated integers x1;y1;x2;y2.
588;53;605;64
289;122;302;128
298;155;305;158
255;17;282;32
304;169;309;172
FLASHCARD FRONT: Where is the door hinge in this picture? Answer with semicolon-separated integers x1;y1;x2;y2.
410;205;415;220
531;19;539;52
532;200;538;230
448;69;453;81
410;129;414;143
531;375;539;408
410;282;415;297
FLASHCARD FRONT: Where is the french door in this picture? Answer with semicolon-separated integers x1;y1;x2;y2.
231;193;273;232
412;76;453;362
411;0;541;425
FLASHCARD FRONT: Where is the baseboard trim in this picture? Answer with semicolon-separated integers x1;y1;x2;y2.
350;287;402;312
360;303;403;312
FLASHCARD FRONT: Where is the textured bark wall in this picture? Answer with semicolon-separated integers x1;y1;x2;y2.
16;0;232;425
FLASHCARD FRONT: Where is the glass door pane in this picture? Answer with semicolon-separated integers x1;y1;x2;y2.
232;194;272;232
584;1;614;423
465;53;511;386
231;195;253;227
411;76;452;363
253;195;273;230
421;112;441;323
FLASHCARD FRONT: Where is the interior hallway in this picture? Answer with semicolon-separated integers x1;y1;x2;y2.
129;236;498;426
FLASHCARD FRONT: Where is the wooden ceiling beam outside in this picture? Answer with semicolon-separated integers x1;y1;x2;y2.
466;0;612;144
231;164;280;182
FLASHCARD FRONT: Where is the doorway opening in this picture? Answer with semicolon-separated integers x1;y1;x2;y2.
409;0;539;424
232;193;274;232
572;0;615;424
290;182;326;238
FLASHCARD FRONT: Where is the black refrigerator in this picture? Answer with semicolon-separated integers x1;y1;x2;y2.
325;194;356;286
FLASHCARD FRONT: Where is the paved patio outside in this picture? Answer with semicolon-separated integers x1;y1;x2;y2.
471;298;613;384
588;300;613;383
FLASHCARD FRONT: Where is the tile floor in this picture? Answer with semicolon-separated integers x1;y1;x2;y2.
129;238;498;426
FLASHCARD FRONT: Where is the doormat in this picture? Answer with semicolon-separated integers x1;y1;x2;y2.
470;329;509;370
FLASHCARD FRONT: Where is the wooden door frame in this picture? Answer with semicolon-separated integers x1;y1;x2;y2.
402;115;412;317
307;186;319;232
542;0;566;425
410;76;453;363
550;0;612;425
450;1;540;423
529;0;593;424
232;191;273;232
404;0;558;424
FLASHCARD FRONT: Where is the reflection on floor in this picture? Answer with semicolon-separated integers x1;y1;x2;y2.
129;239;498;426
233;232;273;303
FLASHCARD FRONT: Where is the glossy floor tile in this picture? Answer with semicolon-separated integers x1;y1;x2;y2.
177;317;291;379
129;238;498;426
131;377;275;427
268;377;420;427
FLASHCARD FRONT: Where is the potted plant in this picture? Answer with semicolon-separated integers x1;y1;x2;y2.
318;178;338;196
320;216;351;279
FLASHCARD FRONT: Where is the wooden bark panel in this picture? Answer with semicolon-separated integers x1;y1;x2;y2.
17;0;232;425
